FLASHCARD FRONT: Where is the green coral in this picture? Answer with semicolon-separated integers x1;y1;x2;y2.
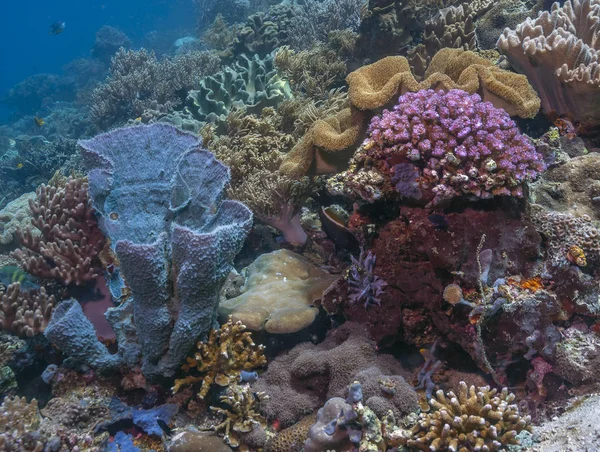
185;53;292;132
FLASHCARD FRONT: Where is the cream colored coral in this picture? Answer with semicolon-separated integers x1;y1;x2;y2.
219;249;338;334
498;0;600;124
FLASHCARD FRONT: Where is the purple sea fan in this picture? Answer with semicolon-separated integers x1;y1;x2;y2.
347;248;387;308
366;89;545;205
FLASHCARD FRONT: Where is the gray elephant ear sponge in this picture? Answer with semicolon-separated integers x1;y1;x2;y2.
45;124;252;380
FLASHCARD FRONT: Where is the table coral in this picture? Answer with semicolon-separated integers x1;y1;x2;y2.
12;176;106;286
172;316;267;400
498;0;600;127
211;383;269;449
329;89;545;205
408;381;532;451
0;282;55;338
219;249;338;334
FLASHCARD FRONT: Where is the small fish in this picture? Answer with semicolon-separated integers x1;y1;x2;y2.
428;214;449;231
16;163;23;169
34;116;45;127
554;118;577;140
0;266;40;291
49;21;66;35
8;138;16;147
134;117;142;121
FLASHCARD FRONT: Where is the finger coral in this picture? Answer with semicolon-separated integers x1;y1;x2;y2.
408;381;532;451
0;396;46;451
498;0;600;127
172;317;267;400
0;282;55;338
12;176;106;286
328;89;545;205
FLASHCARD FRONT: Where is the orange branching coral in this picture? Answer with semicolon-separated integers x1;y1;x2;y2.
172;317;267;400
508;276;545;293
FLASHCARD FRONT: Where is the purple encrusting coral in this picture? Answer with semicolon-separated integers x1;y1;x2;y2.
367;89;545;204
347;248;387;308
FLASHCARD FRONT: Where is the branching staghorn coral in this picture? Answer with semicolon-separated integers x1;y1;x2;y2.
407;381;532;451
211;383;269;449
12;176;106;286
0;396;46;451
89;48;222;129
172;317;267;400
0;283;55;338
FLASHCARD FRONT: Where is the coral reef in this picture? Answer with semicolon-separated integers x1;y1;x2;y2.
498;0;600;126
530;152;600;222
45;124;253;380
280;48;541;178
90;48;222;129
91;25;131;64
5;74;75;116
265;414;317;452
219;249;338;334
185;53;292;131
408;3;478;77
0;282;55;338
476;0;542;49
531;204;600;268
211;383;269;449
0;396;46;451
347;248;387;308
207;108;311;244
408;382;532;450
0;192;34;246
253;322;418;427
329;89;545;205
12;176;106;286
172;316;267;399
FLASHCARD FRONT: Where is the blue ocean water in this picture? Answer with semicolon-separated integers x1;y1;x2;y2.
0;0;195;122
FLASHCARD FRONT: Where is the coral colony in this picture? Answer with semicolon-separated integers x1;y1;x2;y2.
4;0;600;451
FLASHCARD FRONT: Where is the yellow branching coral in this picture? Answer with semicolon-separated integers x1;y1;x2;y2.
408;381;532;451
172;317;266;400
210;383;269;449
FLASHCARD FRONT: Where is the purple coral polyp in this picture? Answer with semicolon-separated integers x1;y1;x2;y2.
368;89;545;204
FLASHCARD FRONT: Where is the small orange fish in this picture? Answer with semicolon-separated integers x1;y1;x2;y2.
554;118;577;140
34;116;45;127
